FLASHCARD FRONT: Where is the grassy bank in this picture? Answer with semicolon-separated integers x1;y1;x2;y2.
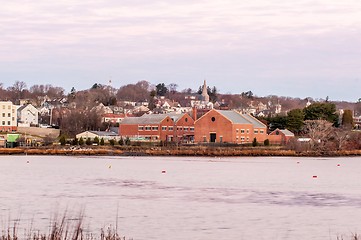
1;145;361;157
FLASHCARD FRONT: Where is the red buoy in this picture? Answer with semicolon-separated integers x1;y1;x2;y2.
312;175;318;178
162;170;166;174
337;164;340;167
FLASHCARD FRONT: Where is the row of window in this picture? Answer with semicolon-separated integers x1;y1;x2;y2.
1;121;12;126
236;129;264;134
138;126;195;132
1;113;12;117
1;105;12;110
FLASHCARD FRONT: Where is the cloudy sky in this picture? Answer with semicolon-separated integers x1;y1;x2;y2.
1;0;361;101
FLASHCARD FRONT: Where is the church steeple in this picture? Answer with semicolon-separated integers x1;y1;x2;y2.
201;79;210;103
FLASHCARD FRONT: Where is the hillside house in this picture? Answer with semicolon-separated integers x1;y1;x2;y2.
0;101;18;132
17;104;39;127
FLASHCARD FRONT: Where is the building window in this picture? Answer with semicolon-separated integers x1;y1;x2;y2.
8;113;11;117
8;106;10;110
145;126;151;131
236;129;239;133
168;126;173;131
185;118;188;122
246;129;249;134
2;113;4;117
254;129;258;134
152;126;158;131
162;126;167;131
211;117;216;122
241;137;245;141
260;130;264;134
190;127;194;131
241;129;245;133
7;121;10;125
1;121;4;125
220;136;223;143
184;127;188;131
138;126;144;131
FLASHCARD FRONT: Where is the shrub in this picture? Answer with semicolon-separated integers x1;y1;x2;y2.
100;138;105;145
93;136;100;145
79;137;84;145
72;137;78;145
86;138;92;145
264;139;270;146
118;137;124;146
109;139;115;146
252;137;258;147
59;135;66;146
125;137;131;146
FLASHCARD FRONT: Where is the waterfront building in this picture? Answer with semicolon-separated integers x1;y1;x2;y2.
194;109;267;144
0;101;18;132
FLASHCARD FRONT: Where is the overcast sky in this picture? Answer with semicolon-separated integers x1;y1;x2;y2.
1;0;361;101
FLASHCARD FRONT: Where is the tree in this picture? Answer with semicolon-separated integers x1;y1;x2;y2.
86;138;92;145
72;137;78;145
252;138;258;147
168;83;178;94
267;115;287;131
155;83;168;96
109;139;115;146
100;137;105;145
286;109;305;134
303;102;338;125
264;139;270;146
118;137;124;146
303;120;334;151
79;137;84;145
341;109;354;129
59;135;66;145
93;136;100;145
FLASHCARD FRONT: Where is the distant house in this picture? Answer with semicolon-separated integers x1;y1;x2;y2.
194;109;267;144
17;104;39;127
101;113;127;124
76;131;119;142
268;128;295;145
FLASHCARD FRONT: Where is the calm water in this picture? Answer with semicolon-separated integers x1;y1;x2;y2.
1;155;361;239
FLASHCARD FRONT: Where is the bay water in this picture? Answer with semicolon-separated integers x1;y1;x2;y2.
1;155;361;239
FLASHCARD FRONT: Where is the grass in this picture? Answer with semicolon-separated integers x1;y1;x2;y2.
0;213;130;240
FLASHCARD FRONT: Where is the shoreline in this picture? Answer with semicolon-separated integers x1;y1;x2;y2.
1;146;361;157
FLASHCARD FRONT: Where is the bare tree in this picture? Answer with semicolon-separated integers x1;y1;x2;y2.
303;120;334;151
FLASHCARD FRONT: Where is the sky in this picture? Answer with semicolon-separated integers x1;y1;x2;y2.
1;0;361;101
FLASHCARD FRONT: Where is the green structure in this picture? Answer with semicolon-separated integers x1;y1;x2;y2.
6;133;20;148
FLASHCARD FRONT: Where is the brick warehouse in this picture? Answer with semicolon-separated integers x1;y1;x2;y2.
194;109;267;144
119;113;195;142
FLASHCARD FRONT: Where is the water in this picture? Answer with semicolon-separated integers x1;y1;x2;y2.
1;155;361;239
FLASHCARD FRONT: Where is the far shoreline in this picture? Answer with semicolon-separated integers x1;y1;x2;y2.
1;145;361;157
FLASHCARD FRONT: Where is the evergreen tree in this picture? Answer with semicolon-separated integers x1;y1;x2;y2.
93;136;100;145
252;138;258;147
59;135;66;145
86;138;92;145
100;137;105;145
342;109;354;129
79;137;84;145
286;109;305;134
304;102;338;125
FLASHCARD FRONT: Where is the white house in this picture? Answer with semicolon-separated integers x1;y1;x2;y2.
0;101;18;132
17;104;39;127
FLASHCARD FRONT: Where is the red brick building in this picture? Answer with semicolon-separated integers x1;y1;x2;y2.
194;109;267;144
268;128;295;145
119;113;194;142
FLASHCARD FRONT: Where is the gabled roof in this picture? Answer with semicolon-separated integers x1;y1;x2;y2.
88;131;118;136
120;114;172;125
270;128;295;137
197;110;266;128
217;110;251;124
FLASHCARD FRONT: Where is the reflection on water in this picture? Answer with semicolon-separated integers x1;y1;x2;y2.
1;155;361;239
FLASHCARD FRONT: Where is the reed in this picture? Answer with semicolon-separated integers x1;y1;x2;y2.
0;214;130;240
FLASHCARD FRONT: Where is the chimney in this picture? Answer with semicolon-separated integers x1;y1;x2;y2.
192;106;197;121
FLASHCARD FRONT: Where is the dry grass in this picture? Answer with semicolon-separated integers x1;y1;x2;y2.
0;214;130;240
